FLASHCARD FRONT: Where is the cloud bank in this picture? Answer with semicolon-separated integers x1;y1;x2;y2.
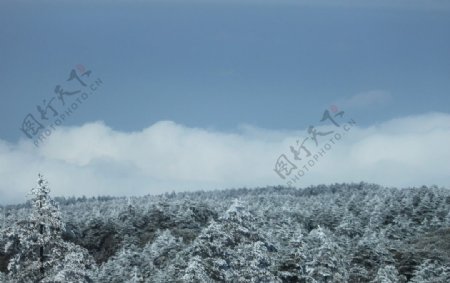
1;112;449;204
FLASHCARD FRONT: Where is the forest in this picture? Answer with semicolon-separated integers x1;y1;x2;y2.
1;175;449;282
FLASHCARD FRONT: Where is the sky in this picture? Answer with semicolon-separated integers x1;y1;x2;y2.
0;0;449;204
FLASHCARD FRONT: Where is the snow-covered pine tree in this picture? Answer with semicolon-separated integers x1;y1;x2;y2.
5;174;66;282
42;242;95;283
140;229;182;280
182;199;279;282
182;255;211;282
303;226;348;283
371;265;404;283
95;244;141;282
410;260;450;283
127;266;143;283
276;229;308;281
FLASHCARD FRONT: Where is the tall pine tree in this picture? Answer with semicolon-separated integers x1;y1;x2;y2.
5;174;66;282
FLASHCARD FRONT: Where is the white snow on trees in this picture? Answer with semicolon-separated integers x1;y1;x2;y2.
1;180;450;282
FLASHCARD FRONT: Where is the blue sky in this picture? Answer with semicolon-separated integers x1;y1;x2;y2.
1;0;450;204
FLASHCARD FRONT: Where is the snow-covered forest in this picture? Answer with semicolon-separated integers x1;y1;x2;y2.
1;175;450;282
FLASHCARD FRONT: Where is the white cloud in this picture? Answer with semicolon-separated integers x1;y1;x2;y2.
1;112;450;205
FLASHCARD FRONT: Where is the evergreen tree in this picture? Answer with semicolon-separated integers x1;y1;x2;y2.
276;229;308;282
183;199;279;282
336;209;363;238
410;260;450;283
303;226;348;282
5;174;66;282
43;242;95;283
96;246;141;282
127;266;143;283
182;255;211;282
371;265;404;283
140;229;183;281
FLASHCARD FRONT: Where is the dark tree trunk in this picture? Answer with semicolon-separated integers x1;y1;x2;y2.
39;196;44;276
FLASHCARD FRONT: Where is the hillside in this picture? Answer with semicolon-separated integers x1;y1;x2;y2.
1;181;450;282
